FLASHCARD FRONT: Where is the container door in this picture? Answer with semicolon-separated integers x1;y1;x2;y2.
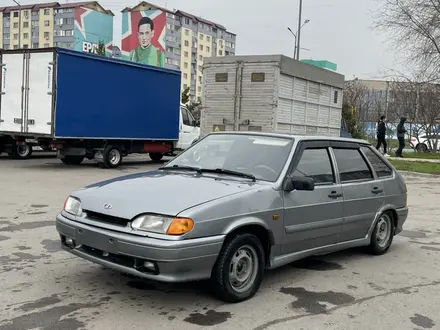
0;53;25;133
25;52;54;135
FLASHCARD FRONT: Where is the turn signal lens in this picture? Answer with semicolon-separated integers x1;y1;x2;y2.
167;218;194;235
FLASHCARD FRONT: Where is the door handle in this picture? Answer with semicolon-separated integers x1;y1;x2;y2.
328;191;343;198
183;131;190;133
371;187;383;194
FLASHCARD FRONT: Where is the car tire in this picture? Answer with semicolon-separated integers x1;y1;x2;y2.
369;211;395;255
416;143;428;152
103;145;123;169
211;233;265;303
149;153;164;162
9;142;33;159
60;155;84;165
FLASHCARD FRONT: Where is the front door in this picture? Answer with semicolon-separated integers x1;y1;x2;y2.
178;107;199;149
330;146;382;241
282;141;344;254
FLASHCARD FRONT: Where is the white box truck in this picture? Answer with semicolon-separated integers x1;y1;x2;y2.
200;55;344;137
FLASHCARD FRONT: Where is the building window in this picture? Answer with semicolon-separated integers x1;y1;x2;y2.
207;36;211;42
32;10;38;16
32;31;39;37
219;50;223;55
23;22;29;28
198;65;202;71
199;76;202;83
32;21;39;28
4;21;10;28
23;33;29;39
44;20;50;27
32;43;39;48
44;32;49;38
219;40;223;47
334;91;339;103
13;45;19;49
184;62;188;69
199;55;203;61
200;34;203;40
44;43;49;47
184;18;190;25
198;86;202;92
44;9;50;15
24;10;29;16
183;84;188;89
184;51;188;57
206;46;210;52
13;33;18;40
4;33;10;40
13;22;19;28
65;30;73;36
200;45;203;51
184;40;189;47
184;29;189;36
23;44;28;49
183;73;188;79
13;11;19;17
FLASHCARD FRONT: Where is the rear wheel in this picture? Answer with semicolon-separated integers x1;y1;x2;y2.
211;233;265;303
416;143;428;152
9;143;33;159
369;212;394;255
149;153;164;162
60;155;84;165
103;145;123;168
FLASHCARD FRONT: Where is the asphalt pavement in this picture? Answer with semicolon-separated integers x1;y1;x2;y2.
0;154;439;330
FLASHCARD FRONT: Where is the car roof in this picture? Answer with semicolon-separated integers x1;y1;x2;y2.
208;131;370;145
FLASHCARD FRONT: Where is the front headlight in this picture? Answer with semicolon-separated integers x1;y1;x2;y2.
63;196;82;216
131;214;194;235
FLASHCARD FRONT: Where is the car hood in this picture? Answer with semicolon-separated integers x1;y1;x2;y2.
72;170;260;219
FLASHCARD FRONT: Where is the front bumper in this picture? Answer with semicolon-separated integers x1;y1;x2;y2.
56;214;225;282
395;206;409;235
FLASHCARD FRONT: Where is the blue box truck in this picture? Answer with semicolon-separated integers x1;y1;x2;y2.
0;48;200;167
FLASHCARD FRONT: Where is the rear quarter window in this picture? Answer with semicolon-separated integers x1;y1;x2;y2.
332;148;373;182
361;146;393;178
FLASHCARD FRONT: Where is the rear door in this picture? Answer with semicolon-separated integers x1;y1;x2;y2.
0;52;25;133
330;143;383;241
282;140;344;254
26;51;54;135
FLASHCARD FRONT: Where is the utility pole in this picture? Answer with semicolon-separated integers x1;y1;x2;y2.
287;27;297;59
296;0;303;60
13;0;21;49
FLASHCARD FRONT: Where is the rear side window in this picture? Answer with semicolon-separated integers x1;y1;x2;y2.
292;148;335;184
333;148;373;182
361;146;392;177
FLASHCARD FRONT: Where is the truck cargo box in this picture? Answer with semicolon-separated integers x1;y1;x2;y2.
0;48;181;140
201;55;344;137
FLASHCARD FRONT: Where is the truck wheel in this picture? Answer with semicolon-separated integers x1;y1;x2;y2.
149;153;164;162
211;233;265;303
61;156;84;165
9;143;33;159
103;145;123;168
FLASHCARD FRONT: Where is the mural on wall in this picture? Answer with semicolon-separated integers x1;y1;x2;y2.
74;7;113;56
121;10;166;67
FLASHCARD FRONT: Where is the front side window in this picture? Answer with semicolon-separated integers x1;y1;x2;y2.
333;148;373;182
292;148;335;185
181;107;190;125
361;146;392;177
165;134;294;182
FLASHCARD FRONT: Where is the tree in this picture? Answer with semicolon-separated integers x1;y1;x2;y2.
96;41;106;56
373;0;440;81
187;101;201;120
342;102;365;139
181;87;190;104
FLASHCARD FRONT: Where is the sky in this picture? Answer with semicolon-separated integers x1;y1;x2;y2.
13;0;402;80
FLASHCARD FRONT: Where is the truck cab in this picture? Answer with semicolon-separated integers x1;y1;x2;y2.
177;104;200;150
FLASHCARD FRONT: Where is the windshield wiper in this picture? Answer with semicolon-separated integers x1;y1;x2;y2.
199;168;256;181
158;165;201;173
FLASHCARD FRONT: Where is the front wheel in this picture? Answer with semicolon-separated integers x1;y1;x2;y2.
103;145;123;168
211;233;265;303
369;212;394;255
416;143;428;153
9;143;33;159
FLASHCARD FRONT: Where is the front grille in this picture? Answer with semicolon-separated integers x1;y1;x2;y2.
81;245;134;268
84;210;129;227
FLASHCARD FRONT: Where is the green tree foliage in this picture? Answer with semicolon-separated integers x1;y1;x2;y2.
342;103;365;139
96;41;106;56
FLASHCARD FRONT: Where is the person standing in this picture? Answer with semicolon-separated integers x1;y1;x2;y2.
375;115;388;156
395;117;407;157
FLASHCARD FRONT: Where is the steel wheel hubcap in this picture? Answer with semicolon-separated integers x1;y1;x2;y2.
376;214;392;248
108;149;121;165
17;145;30;156
229;245;258;293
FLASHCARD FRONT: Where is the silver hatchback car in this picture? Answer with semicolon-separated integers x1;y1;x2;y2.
56;132;408;302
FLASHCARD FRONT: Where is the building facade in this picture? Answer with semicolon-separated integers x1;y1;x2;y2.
121;2;236;102
0;1;113;56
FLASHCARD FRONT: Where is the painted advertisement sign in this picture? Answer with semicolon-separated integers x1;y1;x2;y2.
121;10;166;67
74;7;113;56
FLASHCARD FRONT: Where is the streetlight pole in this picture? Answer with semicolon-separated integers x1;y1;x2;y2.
13;0;21;48
287;19;309;60
287;27;297;59
296;0;303;60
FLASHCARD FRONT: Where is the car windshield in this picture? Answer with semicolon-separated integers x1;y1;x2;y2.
164;134;294;182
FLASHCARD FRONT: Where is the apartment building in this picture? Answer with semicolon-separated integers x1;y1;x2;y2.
121;2;236;102
0;1;113;55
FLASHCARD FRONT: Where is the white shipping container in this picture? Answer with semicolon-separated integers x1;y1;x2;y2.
201;55;344;137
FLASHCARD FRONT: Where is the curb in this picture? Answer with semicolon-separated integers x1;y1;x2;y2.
398;170;440;177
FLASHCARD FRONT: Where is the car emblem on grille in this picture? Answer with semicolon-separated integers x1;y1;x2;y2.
103;203;112;209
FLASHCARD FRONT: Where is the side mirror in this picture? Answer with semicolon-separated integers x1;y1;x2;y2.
285;176;315;192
